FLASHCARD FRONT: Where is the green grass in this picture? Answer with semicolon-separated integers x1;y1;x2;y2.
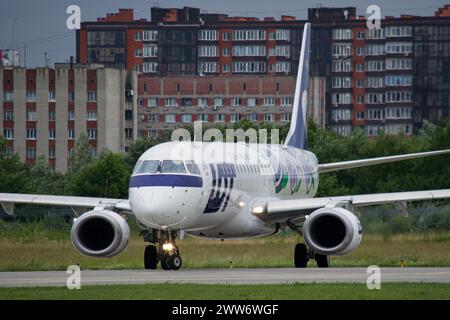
0;232;450;271
0;283;449;300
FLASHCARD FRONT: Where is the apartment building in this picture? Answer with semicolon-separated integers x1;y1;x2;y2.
0;64;137;172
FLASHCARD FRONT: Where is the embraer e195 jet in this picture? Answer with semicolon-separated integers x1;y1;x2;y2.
1;23;450;270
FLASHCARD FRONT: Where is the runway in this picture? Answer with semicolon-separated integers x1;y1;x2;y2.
0;268;449;287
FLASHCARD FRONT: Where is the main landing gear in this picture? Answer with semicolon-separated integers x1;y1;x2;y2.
142;229;182;270
288;222;329;268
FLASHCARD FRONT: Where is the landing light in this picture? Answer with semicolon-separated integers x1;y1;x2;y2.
162;243;174;252
238;201;246;208
252;206;265;215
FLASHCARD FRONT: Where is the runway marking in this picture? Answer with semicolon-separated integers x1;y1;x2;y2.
0;268;449;287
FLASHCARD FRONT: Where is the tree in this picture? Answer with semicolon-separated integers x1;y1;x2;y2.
66;151;129;198
67;133;94;174
0;136;28;193
27;156;65;195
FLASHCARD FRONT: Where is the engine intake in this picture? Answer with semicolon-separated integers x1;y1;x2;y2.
302;207;362;255
71;210;130;258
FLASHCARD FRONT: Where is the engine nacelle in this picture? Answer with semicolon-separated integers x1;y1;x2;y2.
71;209;130;258
302;207;362;255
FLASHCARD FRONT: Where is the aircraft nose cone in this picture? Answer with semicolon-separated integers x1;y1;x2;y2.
131;187;188;228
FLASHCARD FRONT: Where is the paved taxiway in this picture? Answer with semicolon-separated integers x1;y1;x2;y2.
0;268;449;287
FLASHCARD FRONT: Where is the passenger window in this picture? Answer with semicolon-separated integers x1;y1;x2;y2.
161;160;186;173
132;160;143;174
136;160;160;174
185;161;201;175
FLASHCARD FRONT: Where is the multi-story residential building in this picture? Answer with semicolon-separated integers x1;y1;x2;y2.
0;63;137;172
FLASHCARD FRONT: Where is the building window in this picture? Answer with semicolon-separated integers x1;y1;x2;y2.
165;98;177;107
3;92;13;102
357;96;364;104
143;62;158;73
143;30;158;41
26;91;36;102
49;148;55;159
264;113;275;121
366;77;385;88
332;60;352;72
148;114;160;123
366;28;385;39
275;29;291;41
88;92;97;102
385;42;413;54
134;31;142;41
214;98;224;107
356;63;364;72
214;114;225;122
365;44;385;56
386;58;412;70
357;31;365;39
199;45;218;57
356;80;364;88
4;110;13;121
3;129;13;140
276;61;291;73
356;111;365;120
181;114;192;123
247;113;257;121
222;64;230;72
87;111;97;120
386;91;413;103
68;110;75;121
332;93;352;105
26;110;37;121
148;98;158;108
68;129;75;139
247;98;257;107
125;129;133;139
199;62;217;73
26;129;37;140
232;97;241;107
232;45;266;57
135;48;143;57
281;113;291;122
198;30;217;41
232;61;266;73
26;148;36;159
49;129;55;140
222;32;230;41
87;129;97;140
68;91;75;101
332;29;353;40
49;110;56;121
365;93;385;104
230;113;241;123
385;75;413;86
198;97;208;107
222;48;230;56
143;44;158;57
332;44;352;56
198;114;209;122
331;109;352;121
264;97;275;107
165;114;176;123
233;29;266;41
357;47;365;56
385;26;412;37
48;91;56;102
332;77;352;89
280;97;293;107
365;60;385;72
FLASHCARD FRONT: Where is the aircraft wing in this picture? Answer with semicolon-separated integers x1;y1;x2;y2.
0;193;131;216
255;189;450;224
318;149;450;173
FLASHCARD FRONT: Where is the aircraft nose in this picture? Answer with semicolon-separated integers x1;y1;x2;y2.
130;187;188;228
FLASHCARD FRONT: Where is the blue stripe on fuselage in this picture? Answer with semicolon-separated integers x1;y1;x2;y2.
129;174;203;188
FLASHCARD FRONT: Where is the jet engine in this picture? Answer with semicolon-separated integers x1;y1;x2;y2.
302;207;362;255
71;209;130;258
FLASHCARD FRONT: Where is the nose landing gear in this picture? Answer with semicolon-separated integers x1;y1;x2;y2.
142;229;182;270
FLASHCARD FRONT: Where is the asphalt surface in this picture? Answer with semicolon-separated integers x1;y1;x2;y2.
0;268;449;287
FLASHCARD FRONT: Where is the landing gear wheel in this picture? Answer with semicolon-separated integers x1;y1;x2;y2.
144;245;158;270
170;254;182;270
160;255;172;270
294;243;308;268
315;253;329;268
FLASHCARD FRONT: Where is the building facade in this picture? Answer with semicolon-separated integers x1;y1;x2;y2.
0;64;137;172
76;5;450;138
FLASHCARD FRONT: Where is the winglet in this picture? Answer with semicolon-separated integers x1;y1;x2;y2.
284;23;311;150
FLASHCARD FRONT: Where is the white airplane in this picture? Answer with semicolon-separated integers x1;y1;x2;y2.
1;23;450;270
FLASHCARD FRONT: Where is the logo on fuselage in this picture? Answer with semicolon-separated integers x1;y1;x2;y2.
203;163;236;214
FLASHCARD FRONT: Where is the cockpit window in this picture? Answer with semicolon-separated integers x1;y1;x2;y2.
136;160;160;174
160;160;186;173
185;161;201;175
132;160;143;174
